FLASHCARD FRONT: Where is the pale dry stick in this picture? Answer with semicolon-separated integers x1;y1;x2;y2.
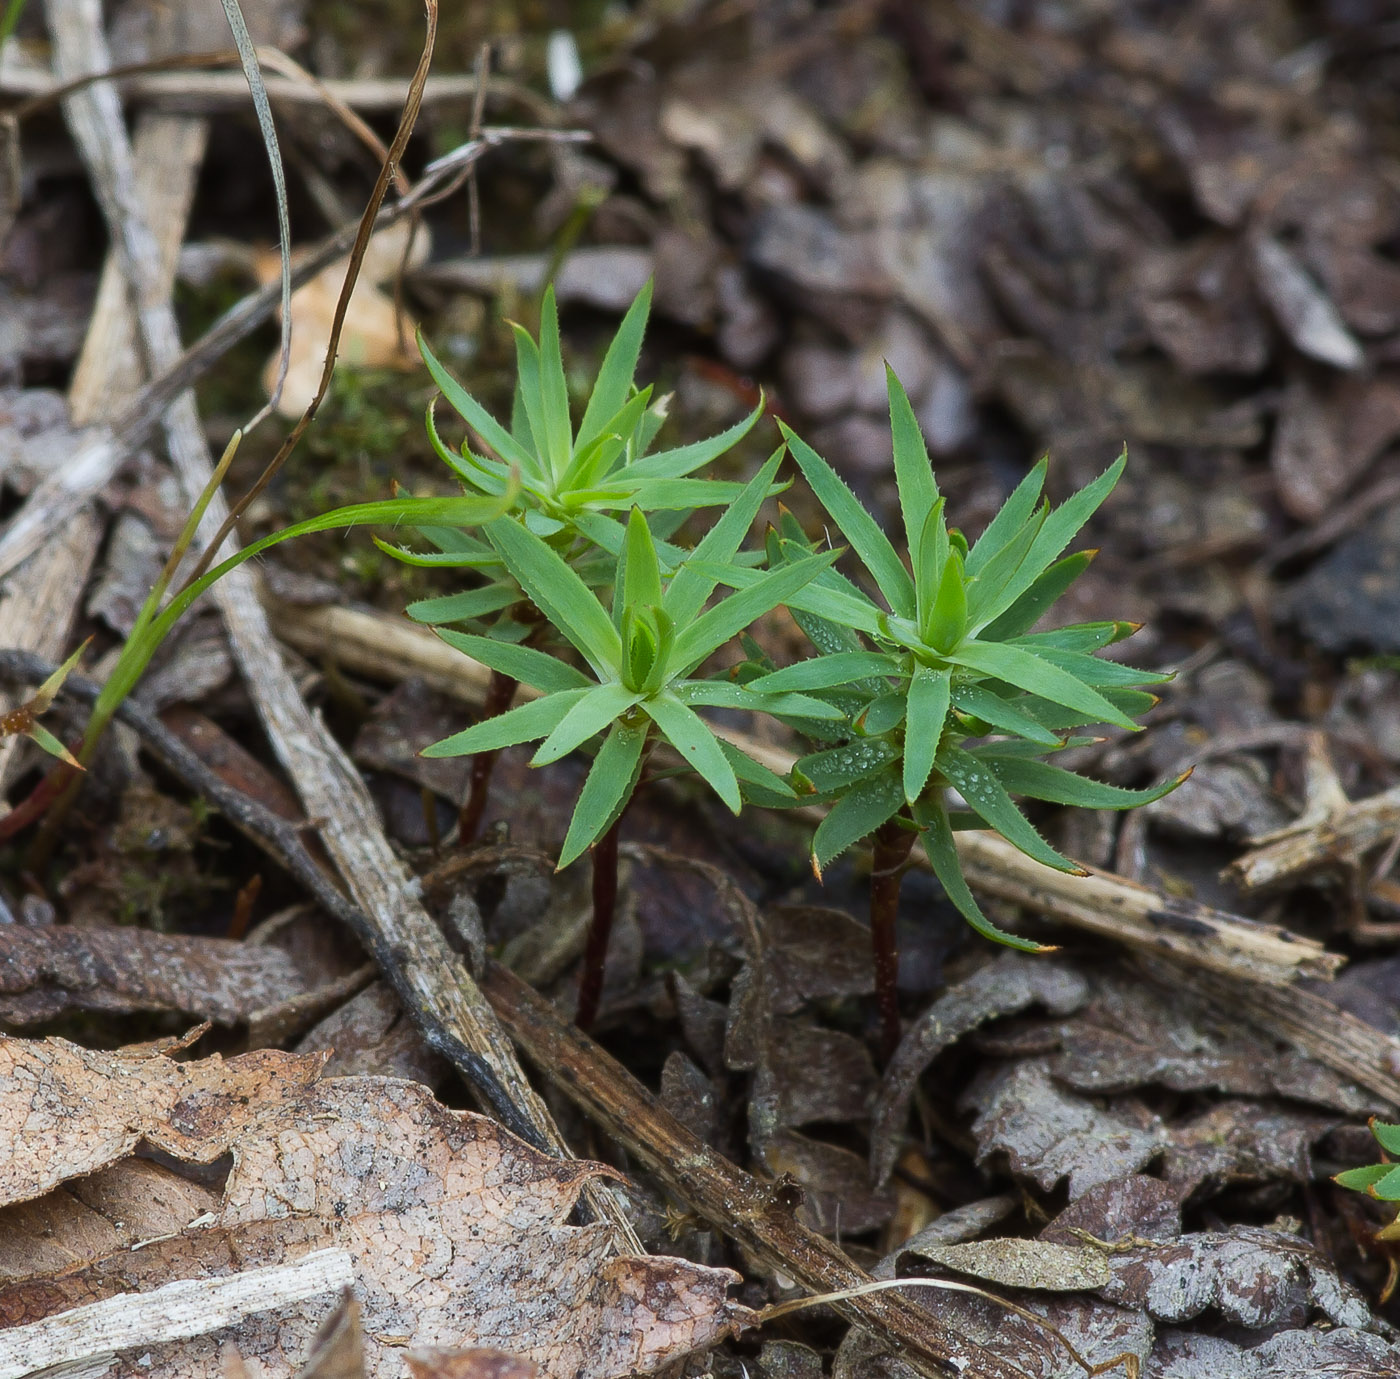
46;0;637;1252
0;1248;357;1379
0;57;550;121
1228;784;1400;894
267;600;1341;988
0;125;589;585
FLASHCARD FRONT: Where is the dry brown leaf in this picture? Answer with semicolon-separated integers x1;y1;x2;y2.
406;1349;541;1379
0;1159;220;1287
0;1037;327;1208
0;926;308;1028
256;220;430;418
0;1067;741;1379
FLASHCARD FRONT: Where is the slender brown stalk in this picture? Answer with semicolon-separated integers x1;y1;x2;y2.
575;814;621;1029
870;813;917;1063
457;667;518;845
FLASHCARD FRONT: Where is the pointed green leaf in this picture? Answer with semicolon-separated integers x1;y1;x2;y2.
591;477;767;510
424;399;510;494
781;421;916;619
643;691;741;812
1373;1121;1400;1156
1371;1165;1400;1200
577;280;652;451
811;766;904;876
888;368;938;563
1018;623;1132;654
719;739;798;805
903;665;950;804
532;682;641;766
913;498;948;631
486;517;622;676
949;640;1139;730
669;551;839;675
623;507;663;609
620;400;763;480
974;452;1126;629
1335;1164;1398;1192
1016;642;1171;689
750;652;898;692
26;724;80;767
965;458;1047;577
664;449;786;624
950;684;1061;747
916;798;1045;951
408;586;519;625
938;745;1081;874
559;388;652;493
419;332;537;473
434;630;591;693
702;562;886;640
983;756;1186;810
557;719;648;868
923;548;968;652
980;551;1094;641
1017;685;1159;732
674;679;845;720
796;738;901;795
536;286;573;476
422;688;589;757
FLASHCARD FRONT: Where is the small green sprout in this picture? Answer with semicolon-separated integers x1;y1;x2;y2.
422;452;841;1025
1;640;89;767
725;369;1182;1056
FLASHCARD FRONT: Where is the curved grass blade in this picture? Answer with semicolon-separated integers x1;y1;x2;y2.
420;331;536;473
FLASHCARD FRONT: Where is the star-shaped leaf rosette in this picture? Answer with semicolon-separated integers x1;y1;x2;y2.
394;281;765;640
392;281;772;843
421;453;842;1024
720;371;1185;1056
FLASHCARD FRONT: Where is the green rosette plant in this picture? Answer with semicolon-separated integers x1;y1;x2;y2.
389;281;769;841
422;451;842;1025
724;370;1184;1056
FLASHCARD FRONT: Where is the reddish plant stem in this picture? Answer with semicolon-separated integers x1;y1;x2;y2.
870;814;917;1063
456;668;519;846
575;814;621;1030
